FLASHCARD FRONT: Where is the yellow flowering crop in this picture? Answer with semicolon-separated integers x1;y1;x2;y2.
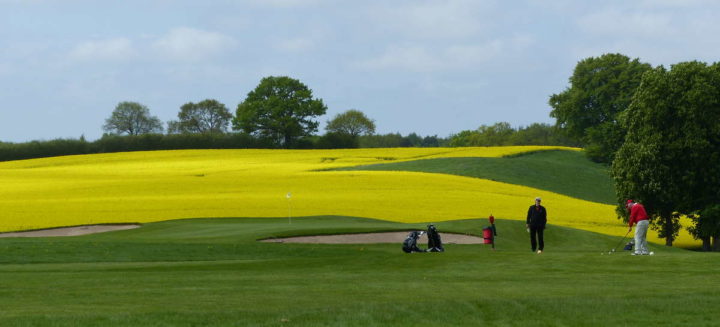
0;146;697;247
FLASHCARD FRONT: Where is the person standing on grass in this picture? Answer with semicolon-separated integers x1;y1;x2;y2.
526;197;547;254
626;199;651;255
489;214;497;236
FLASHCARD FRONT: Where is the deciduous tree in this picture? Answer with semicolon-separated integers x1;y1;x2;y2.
168;99;232;134
103;102;163;135
233;76;327;147
325;109;376;137
550;53;651;163
688;205;720;251
612;61;720;247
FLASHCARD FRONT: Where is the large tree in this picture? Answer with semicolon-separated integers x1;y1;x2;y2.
168;99;232;134
688;205;720;251
550;53;652;163
612;61;720;247
103;101;163;135
233;76;327;147
325;109;376;137
677;62;720;251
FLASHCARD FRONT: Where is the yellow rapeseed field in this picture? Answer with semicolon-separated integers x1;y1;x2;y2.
0;146;696;246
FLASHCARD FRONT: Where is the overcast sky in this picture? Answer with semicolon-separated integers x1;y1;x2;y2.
1;0;719;142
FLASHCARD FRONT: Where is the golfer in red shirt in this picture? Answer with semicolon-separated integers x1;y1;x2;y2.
627;199;652;255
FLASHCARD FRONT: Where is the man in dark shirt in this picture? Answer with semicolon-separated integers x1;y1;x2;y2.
526;197;547;254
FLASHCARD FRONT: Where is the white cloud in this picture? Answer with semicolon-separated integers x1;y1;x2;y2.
578;8;674;38
275;37;315;52
0;0;53;3
639;0;714;8
360;45;440;72
68;38;136;62
152;27;237;62
358;40;506;73
246;0;324;8
355;33;538;73
525;0;577;12
573;3;720;65
369;0;494;39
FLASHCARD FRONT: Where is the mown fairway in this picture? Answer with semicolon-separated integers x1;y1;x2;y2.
341;149;615;204
0;217;717;326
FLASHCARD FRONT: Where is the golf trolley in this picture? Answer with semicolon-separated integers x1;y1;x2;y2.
402;224;444;253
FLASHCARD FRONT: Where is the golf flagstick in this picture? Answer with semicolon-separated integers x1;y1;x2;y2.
286;192;292;224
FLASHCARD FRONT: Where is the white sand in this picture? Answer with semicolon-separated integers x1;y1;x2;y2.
0;224;141;238
261;231;485;244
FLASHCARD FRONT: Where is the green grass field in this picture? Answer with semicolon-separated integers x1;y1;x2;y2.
1;217;718;326
1;148;716;325
340;150;616;204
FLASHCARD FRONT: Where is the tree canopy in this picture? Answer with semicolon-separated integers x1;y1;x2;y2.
688;204;720;251
448;122;575;147
325;109;376;137
233;76;327;148
612;61;720;247
550;53;652;163
103;102;163;135
168;99;232;134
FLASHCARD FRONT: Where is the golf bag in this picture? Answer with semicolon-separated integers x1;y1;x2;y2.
483;226;495;249
427;224;444;252
402;231;425;253
623;240;635;251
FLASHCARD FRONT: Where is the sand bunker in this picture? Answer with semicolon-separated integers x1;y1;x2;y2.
261;231;484;244
0;224;141;238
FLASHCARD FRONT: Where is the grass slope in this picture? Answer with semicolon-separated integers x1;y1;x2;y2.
340;149;615;204
1;217;717;326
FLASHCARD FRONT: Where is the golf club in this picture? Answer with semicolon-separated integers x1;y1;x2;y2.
605;230;631;255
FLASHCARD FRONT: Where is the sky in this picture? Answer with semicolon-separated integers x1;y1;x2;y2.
1;0;719;142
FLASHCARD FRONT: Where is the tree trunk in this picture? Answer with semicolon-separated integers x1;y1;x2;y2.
284;134;292;149
713;235;720;252
702;237;712;252
664;215;674;247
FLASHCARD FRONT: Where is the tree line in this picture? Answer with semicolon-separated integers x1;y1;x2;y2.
448;122;578;147
1;76;572;161
95;76;429;149
550;54;720;251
